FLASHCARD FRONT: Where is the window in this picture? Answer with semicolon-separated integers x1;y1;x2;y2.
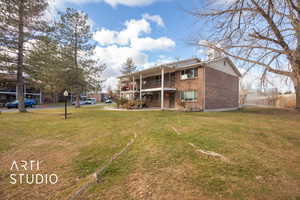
180;90;197;102
180;68;198;80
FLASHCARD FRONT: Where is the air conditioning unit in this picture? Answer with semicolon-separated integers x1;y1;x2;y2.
181;74;188;80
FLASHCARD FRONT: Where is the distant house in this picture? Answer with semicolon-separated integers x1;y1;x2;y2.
119;57;241;111
0;73;42;107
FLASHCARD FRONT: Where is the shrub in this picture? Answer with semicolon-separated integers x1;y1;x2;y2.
115;98;128;108
122;100;145;109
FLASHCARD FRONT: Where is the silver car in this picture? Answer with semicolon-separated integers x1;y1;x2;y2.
85;98;96;104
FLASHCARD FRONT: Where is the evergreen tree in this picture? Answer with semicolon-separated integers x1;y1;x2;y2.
26;38;67;103
54;8;94;108
0;0;48;112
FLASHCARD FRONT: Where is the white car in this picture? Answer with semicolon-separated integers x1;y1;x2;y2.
105;99;112;104
85;98;96;104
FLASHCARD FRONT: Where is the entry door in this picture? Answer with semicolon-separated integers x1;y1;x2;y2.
169;92;175;108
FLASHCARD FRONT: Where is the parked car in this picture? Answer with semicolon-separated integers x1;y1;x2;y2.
85;98;96;104
26;98;37;105
72;101;86;105
105;99;112;104
6;98;36;109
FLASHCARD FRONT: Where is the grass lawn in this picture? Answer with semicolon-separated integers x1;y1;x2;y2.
0;106;299;200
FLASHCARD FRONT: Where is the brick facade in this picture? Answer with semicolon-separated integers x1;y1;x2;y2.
174;66;204;111
119;58;240;111
204;67;239;110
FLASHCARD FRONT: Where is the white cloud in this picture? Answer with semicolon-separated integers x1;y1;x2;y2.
118;18;151;44
93;18;151;46
131;37;175;51
95;45;148;69
208;0;237;6
95;44;149;91
45;0;97;28
142;13;165;27
92;14;175;91
104;0;156;7
93;14;173;49
48;0;159;8
93;29;119;46
104;77;119;91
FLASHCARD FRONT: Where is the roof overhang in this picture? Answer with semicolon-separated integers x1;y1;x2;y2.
118;57;241;79
118;58;202;79
119;66;174;79
119;63;203;80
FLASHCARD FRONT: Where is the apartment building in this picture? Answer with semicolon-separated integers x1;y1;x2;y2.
119;57;241;111
0;73;42;107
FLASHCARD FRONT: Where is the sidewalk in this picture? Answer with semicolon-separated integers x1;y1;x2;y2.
0;103;104;113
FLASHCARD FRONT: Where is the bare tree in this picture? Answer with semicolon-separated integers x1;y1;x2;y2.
191;0;300;109
121;58;137;75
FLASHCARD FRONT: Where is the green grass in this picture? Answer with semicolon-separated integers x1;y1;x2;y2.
0;106;300;200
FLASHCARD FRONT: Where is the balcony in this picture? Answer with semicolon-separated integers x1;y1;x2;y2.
142;79;175;89
0;87;16;92
120;72;176;92
121;83;139;92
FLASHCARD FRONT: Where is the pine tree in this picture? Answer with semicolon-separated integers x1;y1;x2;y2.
121;58;137;75
26;38;67;103
54;8;94;108
0;0;48;112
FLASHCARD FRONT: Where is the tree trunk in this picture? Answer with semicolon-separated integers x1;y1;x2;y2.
74;29;80;109
75;95;80;108
17;0;26;112
296;82;300;110
294;0;300;109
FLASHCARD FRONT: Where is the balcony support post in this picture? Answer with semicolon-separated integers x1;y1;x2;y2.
132;76;135;100
119;78;122;98
161;67;164;110
139;73;142;101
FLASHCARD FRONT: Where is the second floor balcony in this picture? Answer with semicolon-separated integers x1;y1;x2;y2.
142;79;175;89
120;71;176;92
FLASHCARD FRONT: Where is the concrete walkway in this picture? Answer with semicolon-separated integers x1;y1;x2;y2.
0;103;104;113
102;107;175;111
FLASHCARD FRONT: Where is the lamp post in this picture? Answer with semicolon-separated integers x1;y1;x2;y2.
63;90;69;120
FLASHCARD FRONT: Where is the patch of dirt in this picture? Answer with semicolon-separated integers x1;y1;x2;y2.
125;165;210;200
0;139;79;200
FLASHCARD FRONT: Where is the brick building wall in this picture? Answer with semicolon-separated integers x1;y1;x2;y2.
144;92;172;108
174;66;204;111
204;67;239;110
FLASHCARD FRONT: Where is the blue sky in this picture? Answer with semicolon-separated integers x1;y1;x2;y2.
49;0;208;89
48;0;293;92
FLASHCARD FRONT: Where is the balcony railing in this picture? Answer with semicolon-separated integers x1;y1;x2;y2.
142;80;175;89
0;87;16;92
120;76;175;92
121;84;139;92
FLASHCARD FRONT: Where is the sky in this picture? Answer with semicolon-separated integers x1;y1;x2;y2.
47;0;208;91
46;0;294;92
